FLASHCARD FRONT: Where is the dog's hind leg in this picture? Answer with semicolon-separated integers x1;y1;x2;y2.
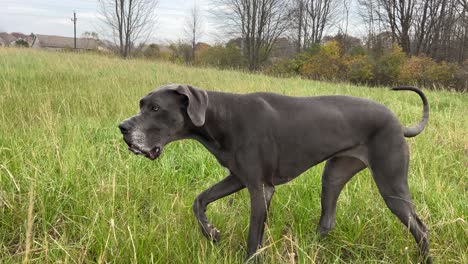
369;136;431;263
318;156;367;236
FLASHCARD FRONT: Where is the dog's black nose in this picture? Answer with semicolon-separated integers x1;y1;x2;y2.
118;122;131;134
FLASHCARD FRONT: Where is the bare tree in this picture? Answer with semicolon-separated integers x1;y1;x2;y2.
412;0;433;55
357;0;467;62
456;0;468;62
184;4;204;61
287;0;308;52
98;0;158;58
305;0;340;43
341;0;350;36
288;0;340;52
378;0;416;53
430;0;465;61
82;31;100;40
357;0;380;50
410;0;466;61
212;0;290;70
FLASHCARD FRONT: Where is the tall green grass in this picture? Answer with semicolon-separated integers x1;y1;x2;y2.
0;48;466;263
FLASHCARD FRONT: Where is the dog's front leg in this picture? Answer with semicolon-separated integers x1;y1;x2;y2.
193;174;244;242
246;185;275;261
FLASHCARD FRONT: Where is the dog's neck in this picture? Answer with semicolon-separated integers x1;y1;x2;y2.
187;91;234;166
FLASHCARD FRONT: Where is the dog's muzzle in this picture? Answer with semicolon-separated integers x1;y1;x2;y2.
125;142;162;160
119;122;162;160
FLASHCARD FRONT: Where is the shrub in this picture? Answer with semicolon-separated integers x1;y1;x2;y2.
169;43;192;64
195;43;246;69
14;39;29;48
454;60;468;92
399;56;435;85
262;59;297;77
399;56;459;89
143;44;160;59
345;55;374;84
159;50;173;61
349;46;367;57
373;43;406;85
321;40;341;59
289;50;315;73
425;61;458;88
303;42;322;56
299;41;346;81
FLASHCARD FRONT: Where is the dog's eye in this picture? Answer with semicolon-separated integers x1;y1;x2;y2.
152;105;160;111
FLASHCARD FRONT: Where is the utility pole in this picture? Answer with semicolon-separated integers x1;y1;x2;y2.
71;11;77;49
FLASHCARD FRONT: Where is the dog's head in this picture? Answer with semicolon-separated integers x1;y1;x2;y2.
118;84;208;160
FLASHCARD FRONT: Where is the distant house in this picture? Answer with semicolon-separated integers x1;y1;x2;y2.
195;42;211;51
0;32;16;47
31;34;102;51
0;32;15;46
0;32;33;47
158;45;175;54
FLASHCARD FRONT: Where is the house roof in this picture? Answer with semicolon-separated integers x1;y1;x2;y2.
0;32;17;44
11;32;28;38
159;45;172;53
195;42;210;51
35;34;99;49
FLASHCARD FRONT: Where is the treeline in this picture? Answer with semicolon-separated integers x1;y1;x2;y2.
101;0;467;91
357;0;467;64
264;39;467;91
137;35;467;91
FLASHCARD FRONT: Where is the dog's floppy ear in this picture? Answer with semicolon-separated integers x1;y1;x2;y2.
174;84;209;127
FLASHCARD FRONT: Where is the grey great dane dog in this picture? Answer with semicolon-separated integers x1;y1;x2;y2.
118;84;431;263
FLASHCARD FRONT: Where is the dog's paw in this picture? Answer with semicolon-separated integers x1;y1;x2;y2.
316;225;333;237
201;223;221;242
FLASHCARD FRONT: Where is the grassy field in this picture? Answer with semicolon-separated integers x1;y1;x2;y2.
0;48;466;263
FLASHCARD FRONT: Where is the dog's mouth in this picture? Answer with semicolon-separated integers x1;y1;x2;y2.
128;144;162;160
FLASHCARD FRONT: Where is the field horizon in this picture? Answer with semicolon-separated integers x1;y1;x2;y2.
0;48;466;263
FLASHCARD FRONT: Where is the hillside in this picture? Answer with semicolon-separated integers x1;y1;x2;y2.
0;48;466;263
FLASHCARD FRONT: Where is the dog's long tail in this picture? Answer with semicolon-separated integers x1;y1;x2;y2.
392;86;429;138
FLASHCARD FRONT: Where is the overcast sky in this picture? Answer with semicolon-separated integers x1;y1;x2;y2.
0;0;364;44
